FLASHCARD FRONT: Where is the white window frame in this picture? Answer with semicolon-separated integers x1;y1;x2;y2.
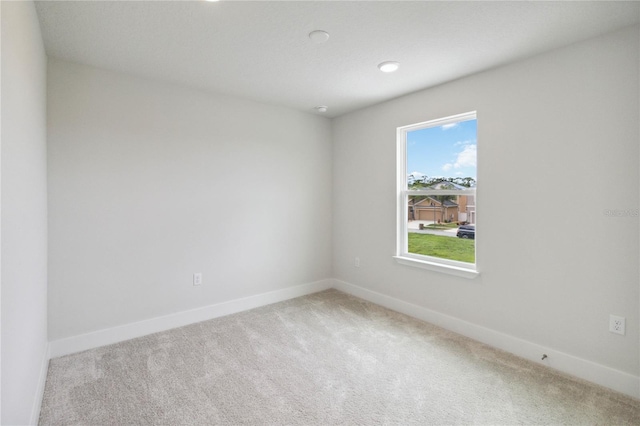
394;111;479;279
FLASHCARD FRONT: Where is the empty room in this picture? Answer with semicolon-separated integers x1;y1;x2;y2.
2;0;640;424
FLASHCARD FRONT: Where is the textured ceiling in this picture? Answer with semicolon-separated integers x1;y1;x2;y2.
35;0;640;118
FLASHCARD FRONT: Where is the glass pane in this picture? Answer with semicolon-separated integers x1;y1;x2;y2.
406;118;476;263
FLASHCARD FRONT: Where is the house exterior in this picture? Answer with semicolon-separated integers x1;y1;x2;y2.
409;197;459;222
408;195;475;224
457;195;476;224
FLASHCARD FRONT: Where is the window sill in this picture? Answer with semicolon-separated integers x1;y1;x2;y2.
393;256;479;279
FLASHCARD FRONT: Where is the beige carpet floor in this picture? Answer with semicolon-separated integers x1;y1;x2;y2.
40;289;640;425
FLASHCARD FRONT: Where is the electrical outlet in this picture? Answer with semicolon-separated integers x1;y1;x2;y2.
354;257;360;268
193;273;202;286
609;314;625;335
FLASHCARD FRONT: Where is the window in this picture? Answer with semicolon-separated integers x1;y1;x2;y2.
395;112;478;278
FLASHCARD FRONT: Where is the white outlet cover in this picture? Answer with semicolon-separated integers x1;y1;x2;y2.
193;273;202;286
609;314;625;335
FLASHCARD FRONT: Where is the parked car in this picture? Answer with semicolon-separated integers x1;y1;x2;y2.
456;225;475;239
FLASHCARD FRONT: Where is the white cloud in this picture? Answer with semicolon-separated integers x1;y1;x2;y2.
441;123;458;130
454;144;476;169
442;163;453;171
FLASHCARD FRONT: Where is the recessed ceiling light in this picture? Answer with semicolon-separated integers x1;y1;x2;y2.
315;106;328;113
309;30;330;44
378;61;400;73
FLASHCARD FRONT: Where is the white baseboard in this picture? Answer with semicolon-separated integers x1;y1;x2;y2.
30;343;51;425
332;279;640;399
49;279;332;358
46;277;640;399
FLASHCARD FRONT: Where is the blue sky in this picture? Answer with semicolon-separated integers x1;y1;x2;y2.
407;119;477;180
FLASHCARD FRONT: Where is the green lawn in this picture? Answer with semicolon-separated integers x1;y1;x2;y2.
408;232;475;263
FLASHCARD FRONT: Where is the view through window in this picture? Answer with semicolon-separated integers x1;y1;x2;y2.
398;112;477;268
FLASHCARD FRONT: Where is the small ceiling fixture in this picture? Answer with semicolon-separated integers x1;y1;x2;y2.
378;61;400;73
315;106;328;113
308;30;330;44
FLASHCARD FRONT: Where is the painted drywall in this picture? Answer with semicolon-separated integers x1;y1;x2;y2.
332;25;639;376
1;1;49;424
47;59;333;340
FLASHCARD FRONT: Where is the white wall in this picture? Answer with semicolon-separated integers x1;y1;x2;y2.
19;9;640;413
333;26;639;377
1;1;49;424
47;59;333;340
